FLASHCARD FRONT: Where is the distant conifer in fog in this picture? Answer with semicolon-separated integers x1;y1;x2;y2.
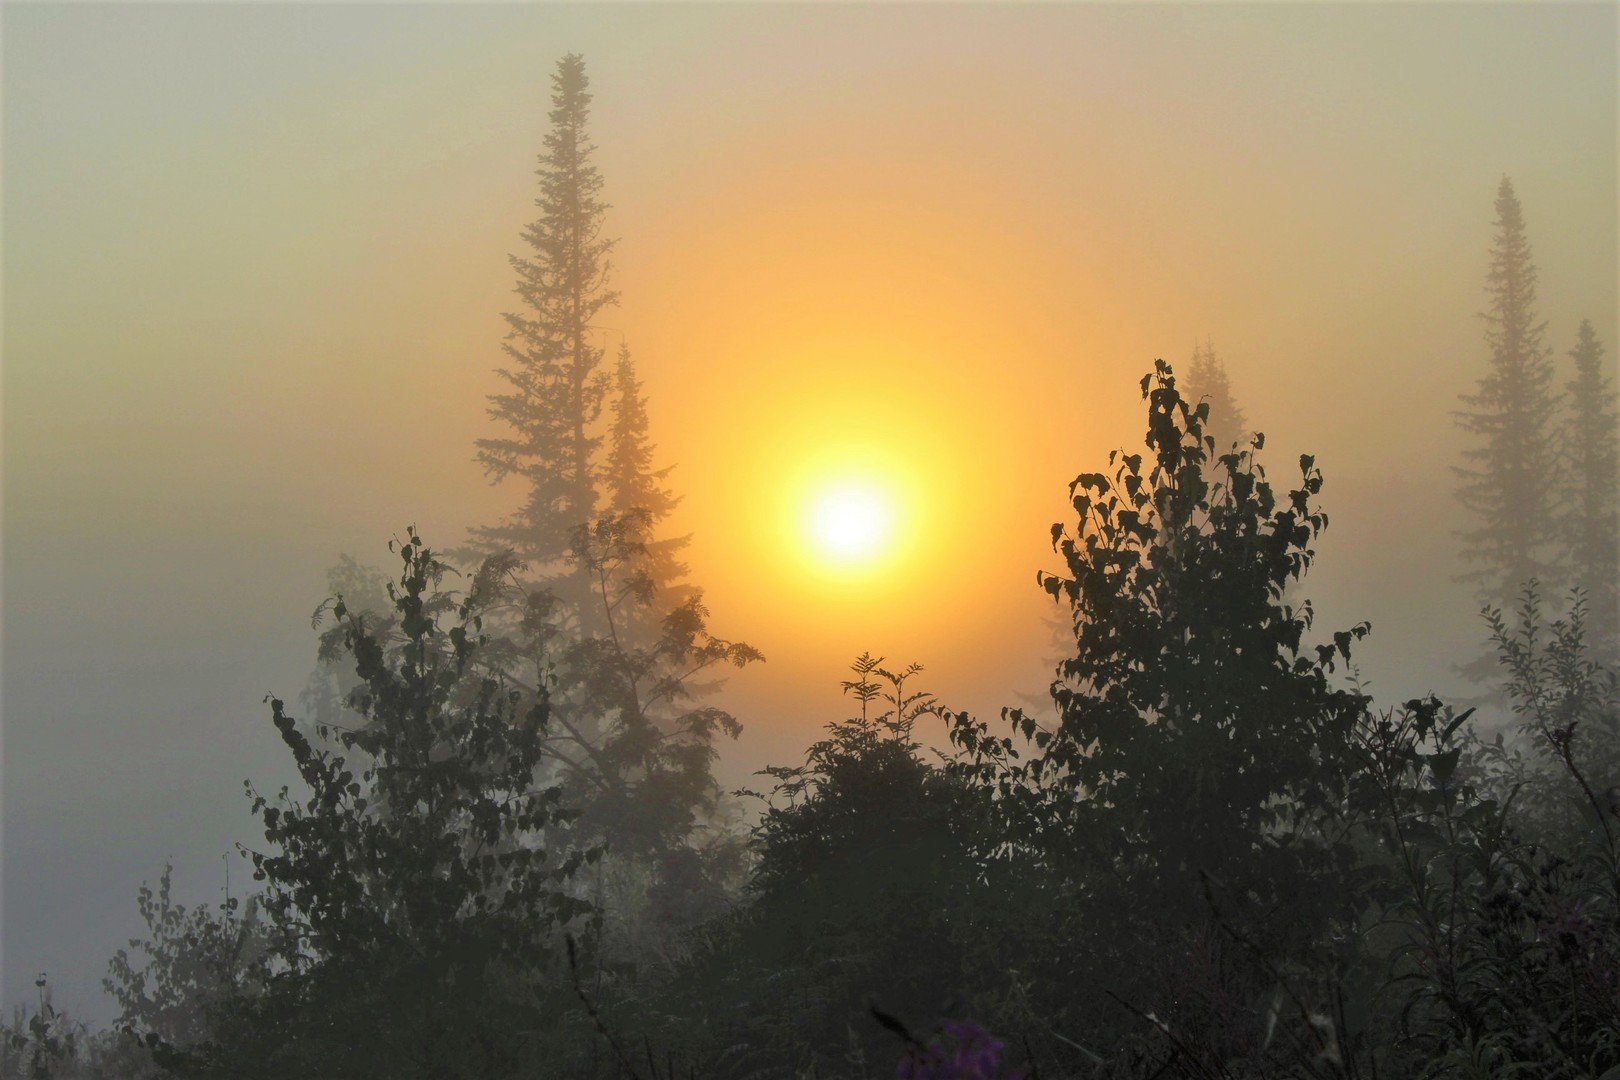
459;55;756;947
472;56;694;619
1184;340;1249;457
1563;319;1619;654
606;343;694;619
1454;178;1562;615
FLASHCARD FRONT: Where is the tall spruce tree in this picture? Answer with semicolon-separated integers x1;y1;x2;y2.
463;55;758;957
1455;178;1561;616
1564;319;1619;655
477;52;618;581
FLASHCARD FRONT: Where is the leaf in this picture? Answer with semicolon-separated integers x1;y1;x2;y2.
1428;747;1461;785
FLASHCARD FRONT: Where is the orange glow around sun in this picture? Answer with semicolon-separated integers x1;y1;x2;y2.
618;188;1110;664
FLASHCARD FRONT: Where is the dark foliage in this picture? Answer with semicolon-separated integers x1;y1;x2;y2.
147;531;599;1078
948;362;1371;1057
638;658;998;1077
4;979;155;1080
1347;589;1619;1078
103;865;269;1052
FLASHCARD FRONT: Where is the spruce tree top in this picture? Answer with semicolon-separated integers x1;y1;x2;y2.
477;53;620;568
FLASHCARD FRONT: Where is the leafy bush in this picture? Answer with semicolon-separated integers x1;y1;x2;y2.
158;530;599;1078
104;864;268;1053
1351;592;1619;1078
944;361;1372;1068
643;657;1001;1077
3;979;155;1080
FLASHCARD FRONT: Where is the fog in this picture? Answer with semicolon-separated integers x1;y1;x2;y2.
2;3;1616;1073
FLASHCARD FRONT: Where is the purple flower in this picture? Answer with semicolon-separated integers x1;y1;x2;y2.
898;1020;1023;1080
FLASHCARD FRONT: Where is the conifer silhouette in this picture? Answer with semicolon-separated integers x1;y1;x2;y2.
1455;178;1562;625
1563;319;1619;656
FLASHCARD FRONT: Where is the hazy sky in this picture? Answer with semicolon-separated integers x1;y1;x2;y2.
3;2;1615;1020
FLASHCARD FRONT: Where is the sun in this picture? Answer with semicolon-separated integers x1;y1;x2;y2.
808;482;894;564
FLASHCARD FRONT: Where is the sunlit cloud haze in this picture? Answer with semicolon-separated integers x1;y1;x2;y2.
3;2;1615;1020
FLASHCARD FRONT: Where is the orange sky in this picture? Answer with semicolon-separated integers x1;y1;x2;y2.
3;2;1616;1019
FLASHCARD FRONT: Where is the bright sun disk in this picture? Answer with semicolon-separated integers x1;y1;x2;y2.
808;483;893;564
